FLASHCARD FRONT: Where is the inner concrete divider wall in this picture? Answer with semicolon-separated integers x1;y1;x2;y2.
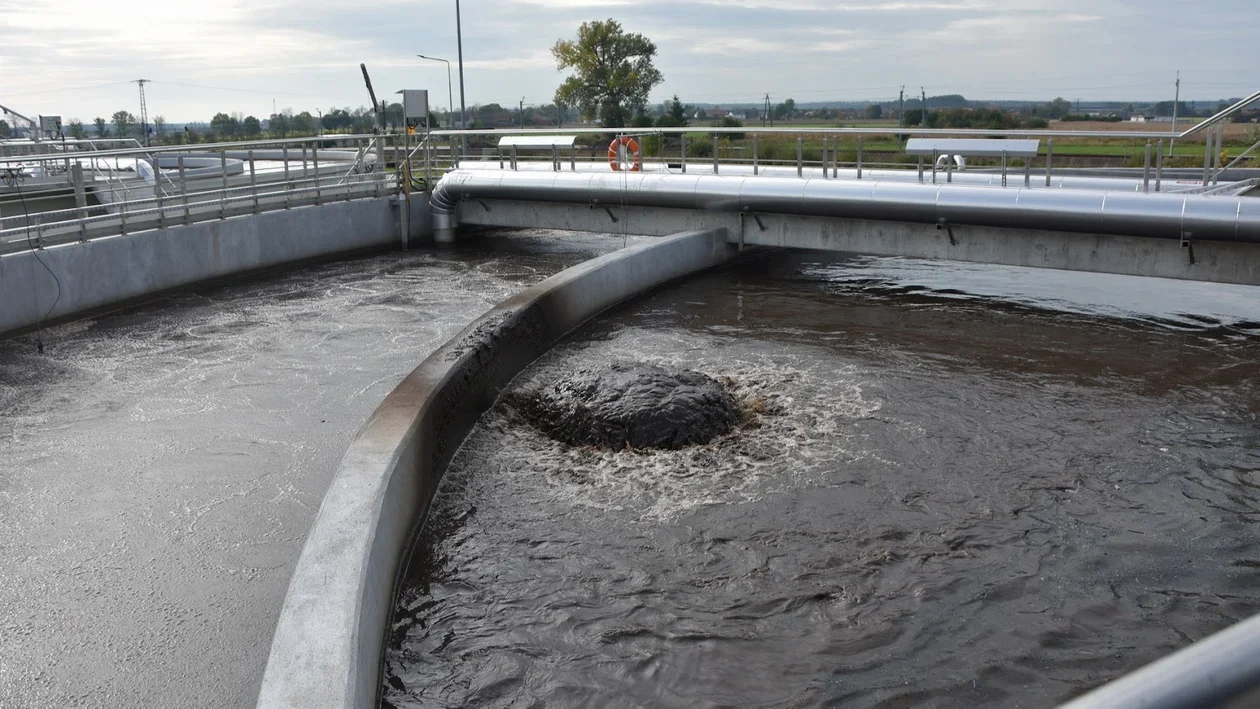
0;195;426;338
256;227;737;709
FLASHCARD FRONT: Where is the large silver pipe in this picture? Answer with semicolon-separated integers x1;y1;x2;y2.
429;169;1260;244
1057;612;1260;709
451;160;1188;193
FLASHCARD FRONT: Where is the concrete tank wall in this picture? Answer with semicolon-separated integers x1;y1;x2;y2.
256;227;736;709
0;195;428;338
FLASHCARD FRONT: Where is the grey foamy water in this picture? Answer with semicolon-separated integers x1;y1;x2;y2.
386;252;1260;708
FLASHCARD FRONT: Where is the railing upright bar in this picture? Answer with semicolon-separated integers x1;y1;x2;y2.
681;134;687;173
178;155;190;224
283;146;291;209
220;150;229;219
1155;140;1164;192
857;136;863;180
154;159;166;229
313;145;321;205
796;137;803;178
1045;139;1054;187
249;150;259;214
713;136;719;175
1143;141;1152;193
752;134;759;176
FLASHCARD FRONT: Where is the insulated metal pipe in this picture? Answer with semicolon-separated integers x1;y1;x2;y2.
429;170;1260;245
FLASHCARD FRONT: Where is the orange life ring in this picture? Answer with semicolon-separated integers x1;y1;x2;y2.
608;136;642;172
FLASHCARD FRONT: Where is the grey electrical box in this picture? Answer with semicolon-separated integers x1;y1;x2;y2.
397;90;428;127
39;115;62;134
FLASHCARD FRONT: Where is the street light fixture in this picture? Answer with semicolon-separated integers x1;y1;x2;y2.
416;54;455;130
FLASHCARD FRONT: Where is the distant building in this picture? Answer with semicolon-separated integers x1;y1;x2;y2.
1129;115;1153;123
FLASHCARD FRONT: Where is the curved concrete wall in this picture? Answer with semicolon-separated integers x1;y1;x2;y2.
0;196;428;338
256;227;736;709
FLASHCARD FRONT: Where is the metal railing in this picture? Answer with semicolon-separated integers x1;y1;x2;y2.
1;135;392;255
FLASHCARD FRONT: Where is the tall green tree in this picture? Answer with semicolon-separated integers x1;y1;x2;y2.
655;95;688;128
67;120;85;139
552;19;664;128
153;115;166;138
242;116;261;137
111;110;135;138
865;104;883;119
93;117;108;137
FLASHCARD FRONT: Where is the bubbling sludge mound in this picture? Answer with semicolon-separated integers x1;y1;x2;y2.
507;362;743;450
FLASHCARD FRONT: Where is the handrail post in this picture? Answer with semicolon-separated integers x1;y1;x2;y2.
1000;150;1007;187
552;145;558;172
425;138;433;191
1024;155;1031;188
946;157;953;183
154;158;166;229
1203;126;1214;184
821;136;829;179
570;144;576;172
449;137;457;169
752;134;759;176
680;134;687;173
796;137;803;178
917;155;924;182
1214;122;1224;185
248;150;259;214
178;155;190;224
1155;139;1164;192
1143;140;1152;193
713;136;719;174
72;163;88;239
220;150;228;219
511;145;518;170
283;146;292;208
931;149;939;183
498;145;504;169
313;144;321;205
857;136;863;180
1045;139;1053;187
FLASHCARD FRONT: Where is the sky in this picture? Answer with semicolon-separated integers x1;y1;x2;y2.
1;0;1255;123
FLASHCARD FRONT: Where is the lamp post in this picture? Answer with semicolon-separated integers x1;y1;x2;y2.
416;54;454;130
456;0;468;158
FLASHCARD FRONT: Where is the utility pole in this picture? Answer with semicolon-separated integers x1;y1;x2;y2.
132;79;150;146
519;97;525;128
1170;70;1181;156
920;86;927;126
898;86;905;128
765;94;773;127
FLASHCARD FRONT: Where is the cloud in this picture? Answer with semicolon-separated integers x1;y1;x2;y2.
0;0;1252;120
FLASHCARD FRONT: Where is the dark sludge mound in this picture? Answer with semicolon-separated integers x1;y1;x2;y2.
507;362;742;450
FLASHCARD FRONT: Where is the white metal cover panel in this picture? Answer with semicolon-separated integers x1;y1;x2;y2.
905;138;1040;157
498;135;578;148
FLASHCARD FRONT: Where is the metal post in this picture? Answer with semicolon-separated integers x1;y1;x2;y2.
713;136;719;174
1045;139;1054;187
248;150;259;214
821;137;828;179
1000;150;1007;187
511;145;518;170
1203;126;1214;185
220;150;228;219
425;138;433;191
72;163;87;238
753;134;759;176
857;136;863;179
178;155;190;224
918;155;924;182
796;137;803;178
681;134;687;173
498;146;504;169
313;145;321;205
552;145;558;172
283;146;291;209
1213;122;1224;185
931;149;938;183
1143;140;1152;193
570;145;576;172
1155;140;1164;192
154;159;166;229
946;158;953;183
1024;157;1031;188
450;137;458;169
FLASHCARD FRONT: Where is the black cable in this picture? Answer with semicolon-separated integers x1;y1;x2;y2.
6;168;62;353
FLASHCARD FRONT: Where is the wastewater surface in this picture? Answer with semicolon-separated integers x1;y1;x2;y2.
0;230;634;708
385;253;1260;708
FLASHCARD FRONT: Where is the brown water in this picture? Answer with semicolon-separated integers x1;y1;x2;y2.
385;252;1260;708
